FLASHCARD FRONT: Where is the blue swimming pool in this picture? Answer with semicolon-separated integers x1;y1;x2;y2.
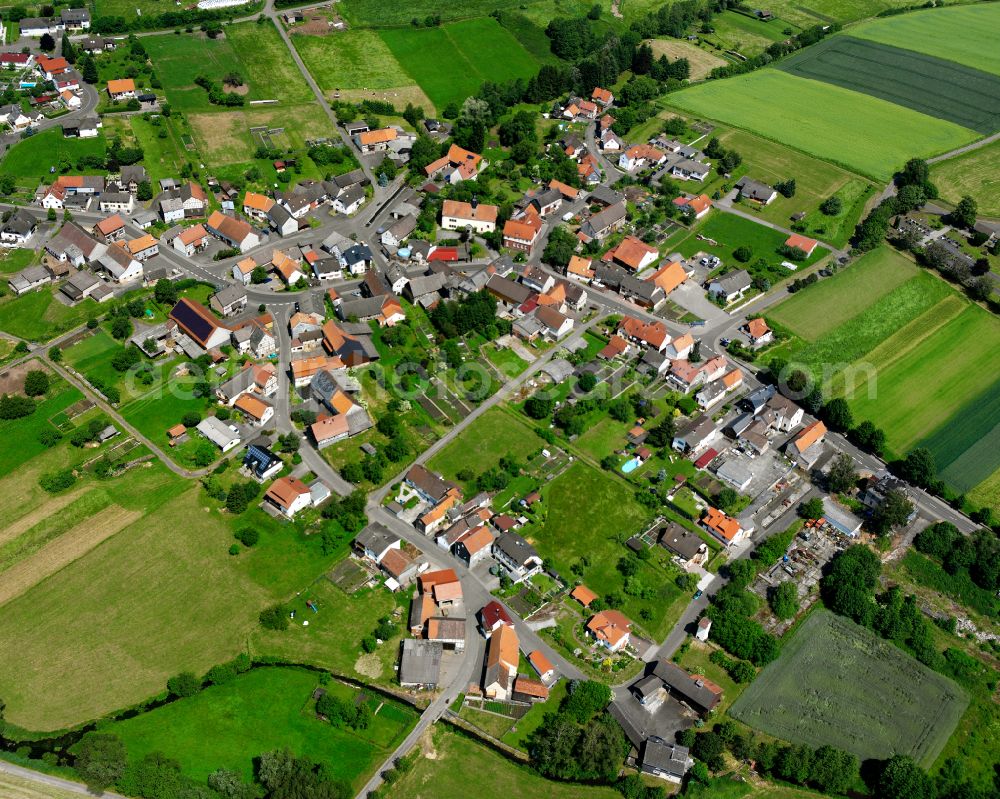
621;457;641;474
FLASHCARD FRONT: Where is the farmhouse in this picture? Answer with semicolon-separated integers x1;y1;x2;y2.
580;202;627;241
206;211;259;253
399;639;442;689
355;127;397;153
653;660;721;715
264;476;313;518
640;738;694;784
196;416;240;453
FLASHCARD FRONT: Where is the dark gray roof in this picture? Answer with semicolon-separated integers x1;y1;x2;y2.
711;269;752;294
486;273;532;305
3;209;36;236
493;531;539;567
651;660;720;712
399;639;442;686
355;522;399;556
735;176;775;202
659;524;704;559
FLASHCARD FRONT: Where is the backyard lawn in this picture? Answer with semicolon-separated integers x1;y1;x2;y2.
0;128;107;185
673;210;827;268
0;288;99;342
102;666;416;787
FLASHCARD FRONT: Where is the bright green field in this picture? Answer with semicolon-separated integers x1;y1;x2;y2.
669;70;978;180
731;610;967;767
0;249;36;274
674;210;826;266
0;380;84;474
0;128;107;184
385;726;620;799
145;23;311;112
380;18;539;110
428;407;546;488
0;288;99;342
768;247;918;340
931;136;1000;216
293;29;413;91
851;4;1000;77
105;667;416;787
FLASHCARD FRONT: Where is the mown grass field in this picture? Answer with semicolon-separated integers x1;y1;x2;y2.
105;667;416;787
428;407;546;487
768;247;918;340
294;28;413;91
380;18;539;110
850;4;1000;77
777;35;1000;134
0;475;347;731
669;70;978;180
731;610;967;766
0;771;87;799
338;0;602;27
673;209;826;267
0;128;107;184
931;137;1000;216
385;726;620;799
718;128;875;244
0;380;84;474
647;38;727;80
0;248;35;274
0;288;99;342
764;0;918;26
701;10;795;56
145;23;311;112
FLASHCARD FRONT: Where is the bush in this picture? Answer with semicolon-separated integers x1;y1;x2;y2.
23;369;49;396
235;527;259;547
259;604;289;631
167;671;202;697
0;393;35;419
40;467;76;493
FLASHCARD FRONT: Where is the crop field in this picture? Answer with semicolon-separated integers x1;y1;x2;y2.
380;18;539;110
669;70;978;180
105;667;416;787
145;24;311;112
0;475;346;731
718;128;874;241
428;407;547;487
768;246;1000;498
731;610;967;766
647;38;727;80
777;36;1000;134
850;4;1000;77
768;247;918;340
385;726;620;799
931;137;1000;216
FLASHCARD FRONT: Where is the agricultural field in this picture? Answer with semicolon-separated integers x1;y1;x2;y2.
647;38;727;80
763;0;918;27
0;128;107;185
669;70;978;180
187;103;332;168
380;18;540;110
385;726;620;799
777;36;1000;134
144;24;312;113
718;128;875;244
767;247;919;340
338;0;602;27
700;10;796;56
0;288;99;342
104;666;416;788
850;4;1000;77
292;28;434;111
730;610;967;766
428;407;547;487
0;771;87;799
931;137;1000;216
767;247;1000;497
0;467;346;731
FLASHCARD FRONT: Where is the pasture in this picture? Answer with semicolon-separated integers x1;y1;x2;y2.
931;137;1000;216
850;4;1000;77
380;18;539;110
144;24;311;112
647;38;727;80
0;128;107;184
0;288;98;342
668;70;978;180
777;36;1000;134
767;247;918;341
385;726;620;799
0;480;345;731
428;407;547;487
105;667;416;787
730;610;967;766
718;128;875;242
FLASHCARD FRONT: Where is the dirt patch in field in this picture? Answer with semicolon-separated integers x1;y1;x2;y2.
647;38;728;80
0;505;142;607
223;83;249;96
0;360;43;395
294;17;333;35
331;86;436;116
353;652;383;679
0;485;91;548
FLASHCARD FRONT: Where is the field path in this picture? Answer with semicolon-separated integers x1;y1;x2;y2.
0;485;91;547
927;129;1000;164
0;505;142;608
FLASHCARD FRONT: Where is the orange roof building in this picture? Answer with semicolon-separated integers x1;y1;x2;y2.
358;127;397;148
571;584;599;608
106;78;136;97
619;316;670;350
648;260;687;294
549;179;579;200
528;650;555;680
243;191;275;215
785;233;818;256
514;676;549;700
586;610;632;651
125;234;158;255
567;255;594;280
264;476;312;516
792;420;827;455
234;393;272;423
592;87;613;105
604;236;658;271
745;317;771;341
701;507;744;545
484;622;519;698
94;214;125;237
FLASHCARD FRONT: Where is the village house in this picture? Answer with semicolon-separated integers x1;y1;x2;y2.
1;209;37;247
172;224;209;257
707;269;752;304
124;234;158;262
424;143;486;183
355;127;397;153
701;506;748;547
659;524;709;568
789;419;827;468
210;286;248;317
587;609;632;652
196;416;240;453
785;233;818;257
98;243;143;283
672;414;720;454
619;144;665;172
264;476;313;518
483;622;519;700
673;193;712;220
242;191;274;222
735;176;777;206
234;393;274;427
492;531;542;583
603;236;659;272
106;78;136;101
169;297;231;351
503;207;543;254
441;198;498;234
206;211;259;253
743;317;773;346
580;201;627;241
232;256;257;286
